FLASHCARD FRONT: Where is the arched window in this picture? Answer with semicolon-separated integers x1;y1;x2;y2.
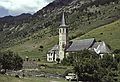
59;29;61;33
63;28;64;33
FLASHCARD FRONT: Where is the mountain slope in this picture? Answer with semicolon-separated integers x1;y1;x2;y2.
6;19;120;61
0;0;120;49
0;0;120;60
79;20;120;50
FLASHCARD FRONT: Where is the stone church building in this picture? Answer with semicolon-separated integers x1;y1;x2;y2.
47;13;111;62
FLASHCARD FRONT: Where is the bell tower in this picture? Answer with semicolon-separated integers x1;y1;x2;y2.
58;12;68;61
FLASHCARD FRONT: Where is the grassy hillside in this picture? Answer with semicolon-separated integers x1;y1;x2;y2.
0;74;67;82
6;28;58;61
79;20;120;50
6;20;120;61
0;0;119;61
0;0;119;50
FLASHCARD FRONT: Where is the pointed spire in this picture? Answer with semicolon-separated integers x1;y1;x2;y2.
60;12;67;27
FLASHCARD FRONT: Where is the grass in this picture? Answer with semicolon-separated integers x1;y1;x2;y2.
1;2;119;61
0;0;119;63
4;20;120;61
0;74;67;82
5;28;58;61
37;63;73;75
79;20;120;50
38;68;67;75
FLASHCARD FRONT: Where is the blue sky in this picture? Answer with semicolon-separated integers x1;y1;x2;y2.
0;0;54;17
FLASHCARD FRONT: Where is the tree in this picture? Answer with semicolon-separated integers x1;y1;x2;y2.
99;55;118;69
61;55;74;65
13;54;23;70
113;49;120;54
67;50;118;82
74;58;101;81
39;45;44;51
0;51;23;72
62;49;99;66
40;45;43;49
118;63;120;82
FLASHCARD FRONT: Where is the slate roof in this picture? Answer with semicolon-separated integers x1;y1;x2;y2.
66;38;95;52
48;38;111;54
91;42;100;49
48;45;59;52
92;41;111;54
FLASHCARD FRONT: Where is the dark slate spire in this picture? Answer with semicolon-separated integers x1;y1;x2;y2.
60;12;67;27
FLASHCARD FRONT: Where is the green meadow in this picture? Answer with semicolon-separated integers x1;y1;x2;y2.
79;20;120;50
0;74;67;82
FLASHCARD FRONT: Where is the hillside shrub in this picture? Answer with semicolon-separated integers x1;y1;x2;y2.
0;51;23;72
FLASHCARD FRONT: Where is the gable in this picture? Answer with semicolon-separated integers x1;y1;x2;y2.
92;41;111;54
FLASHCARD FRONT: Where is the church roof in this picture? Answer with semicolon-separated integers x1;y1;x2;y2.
66;38;95;52
48;45;59;52
48;38;111;54
92;41;111;54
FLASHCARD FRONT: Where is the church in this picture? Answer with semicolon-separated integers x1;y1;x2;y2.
47;13;111;62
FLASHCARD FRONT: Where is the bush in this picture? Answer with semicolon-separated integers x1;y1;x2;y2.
15;75;19;78
38;58;40;61
0;69;6;74
40;45;43;49
0;51;23;71
56;58;60;64
113;49;120;54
